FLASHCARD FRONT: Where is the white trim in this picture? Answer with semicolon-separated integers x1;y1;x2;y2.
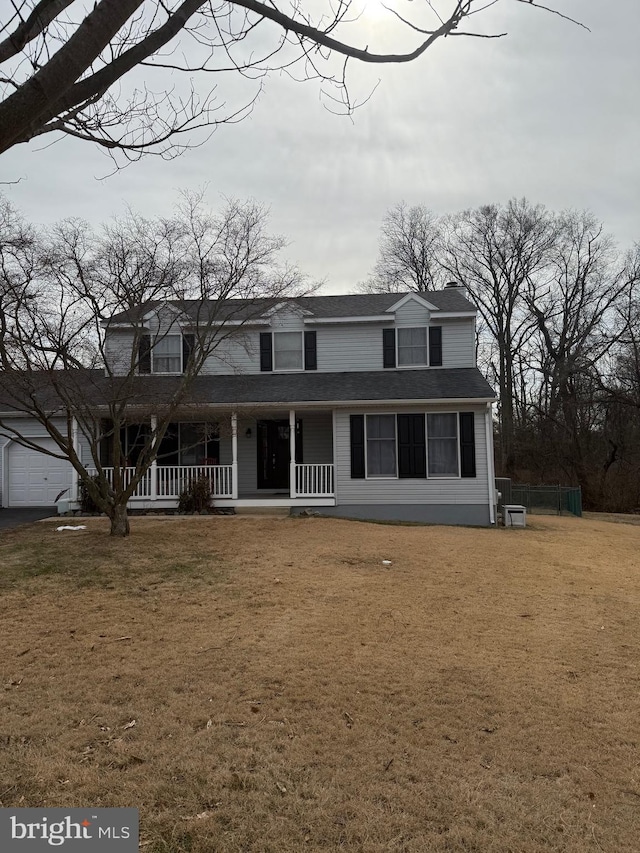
386;293;438;313
364;413;398;480
289;409;297;499
426;412;460;479
396;326;428;368
331;409;338;503
485;403;497;525
231;412;238;500
430;311;476;319
304;315;390;325
83;397;497;416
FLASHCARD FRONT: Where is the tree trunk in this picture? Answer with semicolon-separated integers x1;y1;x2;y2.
109;503;130;537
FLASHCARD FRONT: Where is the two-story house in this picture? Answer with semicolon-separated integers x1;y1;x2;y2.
0;287;497;525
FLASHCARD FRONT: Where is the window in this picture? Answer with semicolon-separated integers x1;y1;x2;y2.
398;327;428;366
157;422;219;466
273;332;303;370
366;414;397;477
153;335;182;373
427;413;459;477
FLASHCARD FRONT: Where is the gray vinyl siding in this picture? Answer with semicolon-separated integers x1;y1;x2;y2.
394;300;430;327
104;330;136;374
441;318;475;368
103;306;476;375
204;334;260;375
334;406;488;506
316;324;385;372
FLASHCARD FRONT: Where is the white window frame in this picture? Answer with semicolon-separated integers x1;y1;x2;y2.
426;412;460;479
273;330;304;372
364;413;398;479
396;327;429;368
152;334;183;375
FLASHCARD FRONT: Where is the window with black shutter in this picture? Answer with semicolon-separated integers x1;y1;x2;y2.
182;333;195;373
383;328;396;368
459;412;476;477
350;415;365;479
397;414;426;478
137;334;151;374
304;331;317;370
260;332;273;372
429;326;442;366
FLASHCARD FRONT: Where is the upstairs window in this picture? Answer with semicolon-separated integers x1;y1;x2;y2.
138;333;194;374
383;327;442;368
398;327;428;366
153;335;182;373
273;332;303;371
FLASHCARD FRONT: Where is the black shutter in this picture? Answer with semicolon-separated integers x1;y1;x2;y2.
350;415;365;479
398;414;426;478
138;334;151;374
429;326;442;366
304;331;317;371
383;328;396;368
459;412;476;477
260;332;273;372
182;333;195;373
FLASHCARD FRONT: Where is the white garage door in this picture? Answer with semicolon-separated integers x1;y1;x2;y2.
7;439;73;507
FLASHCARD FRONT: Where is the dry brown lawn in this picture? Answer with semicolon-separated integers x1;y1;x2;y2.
1;514;639;852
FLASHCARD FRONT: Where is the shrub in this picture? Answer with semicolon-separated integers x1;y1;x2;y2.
178;475;213;513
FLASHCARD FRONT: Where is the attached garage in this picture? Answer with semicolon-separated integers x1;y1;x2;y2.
3;438;73;507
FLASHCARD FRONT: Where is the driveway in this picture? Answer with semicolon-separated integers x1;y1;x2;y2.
0;508;57;530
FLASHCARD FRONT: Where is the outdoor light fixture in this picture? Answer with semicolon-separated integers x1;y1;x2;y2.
245;427;252;438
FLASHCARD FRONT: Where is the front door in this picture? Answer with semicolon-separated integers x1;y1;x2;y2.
257;420;303;490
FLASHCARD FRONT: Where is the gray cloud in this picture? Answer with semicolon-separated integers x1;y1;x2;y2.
2;0;638;294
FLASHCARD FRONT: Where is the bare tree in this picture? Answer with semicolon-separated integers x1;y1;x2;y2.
0;1;584;164
0;193;308;536
361;203;445;293
442;198;557;474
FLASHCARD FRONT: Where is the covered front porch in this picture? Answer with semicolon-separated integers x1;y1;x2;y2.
87;409;335;508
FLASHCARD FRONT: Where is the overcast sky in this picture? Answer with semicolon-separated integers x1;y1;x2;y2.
2;0;639;294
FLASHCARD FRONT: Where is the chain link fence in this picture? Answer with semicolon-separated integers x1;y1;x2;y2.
495;480;582;517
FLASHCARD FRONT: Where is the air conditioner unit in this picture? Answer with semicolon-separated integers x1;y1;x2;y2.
503;504;526;528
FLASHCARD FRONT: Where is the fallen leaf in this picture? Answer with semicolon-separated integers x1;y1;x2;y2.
122;720;136;730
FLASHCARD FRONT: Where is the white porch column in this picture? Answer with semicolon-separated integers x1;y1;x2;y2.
150;415;158;501
289;409;296;499
231;412;238;500
485;403;496;525
71;417;79;501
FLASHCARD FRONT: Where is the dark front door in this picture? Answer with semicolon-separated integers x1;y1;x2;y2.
257;419;303;490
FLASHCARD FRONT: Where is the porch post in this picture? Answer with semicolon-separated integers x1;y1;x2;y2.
289;409;296;499
150;415;158;501
71;417;79;501
231;412;238;500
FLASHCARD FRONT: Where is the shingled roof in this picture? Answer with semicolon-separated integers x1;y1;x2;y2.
0;368;495;413
107;290;475;326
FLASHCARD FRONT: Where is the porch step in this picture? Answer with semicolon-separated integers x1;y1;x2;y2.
234;506;291;517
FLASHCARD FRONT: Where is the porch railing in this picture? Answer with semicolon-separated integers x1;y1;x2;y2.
295;463;334;497
90;466;153;499
157;465;233;499
86;465;233;500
